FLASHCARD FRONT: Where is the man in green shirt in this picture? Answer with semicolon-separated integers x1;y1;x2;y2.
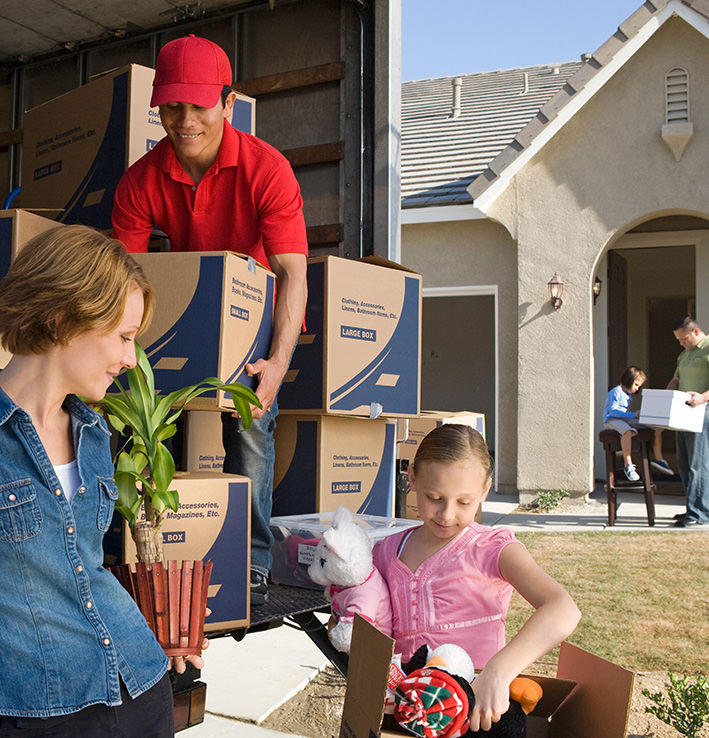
667;317;709;526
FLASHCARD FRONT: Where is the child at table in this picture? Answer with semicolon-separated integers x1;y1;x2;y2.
373;424;581;733
602;365;674;481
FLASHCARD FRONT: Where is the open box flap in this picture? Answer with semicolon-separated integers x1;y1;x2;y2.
550;642;635;738
340;615;395;738
358;255;420;275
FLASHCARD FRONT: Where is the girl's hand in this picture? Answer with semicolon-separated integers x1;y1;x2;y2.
468;667;510;732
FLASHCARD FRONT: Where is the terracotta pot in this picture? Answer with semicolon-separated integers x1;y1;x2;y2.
111;559;213;657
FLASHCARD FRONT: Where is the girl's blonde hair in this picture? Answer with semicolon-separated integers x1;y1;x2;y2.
412;423;493;482
0;225;153;354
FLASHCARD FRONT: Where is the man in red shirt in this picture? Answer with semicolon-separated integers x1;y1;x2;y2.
113;35;308;604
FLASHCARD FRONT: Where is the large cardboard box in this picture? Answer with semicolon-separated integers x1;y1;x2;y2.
279;256;422;418
272;415;396;518
123;472;251;631
21;65;256;229
0;208;61;280
132;251;275;410
342;616;635;738
269;512;412;589
396;411;486;519
639;388;707;432
184;410;225;473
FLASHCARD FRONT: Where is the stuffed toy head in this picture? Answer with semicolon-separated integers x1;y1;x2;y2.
308;507;374;588
307;507;393;653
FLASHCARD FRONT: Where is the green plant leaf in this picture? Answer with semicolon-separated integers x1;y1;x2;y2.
151;441;175;493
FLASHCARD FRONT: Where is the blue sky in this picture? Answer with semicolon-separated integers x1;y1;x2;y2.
402;0;645;81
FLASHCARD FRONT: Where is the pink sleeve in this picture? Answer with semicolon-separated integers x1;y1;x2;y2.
470;526;524;581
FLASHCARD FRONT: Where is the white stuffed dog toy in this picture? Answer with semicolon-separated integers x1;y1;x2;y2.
308;507;393;653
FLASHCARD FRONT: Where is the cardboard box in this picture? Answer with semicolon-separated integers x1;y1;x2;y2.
269;512;412;589
278;256;422;418
21;65;256;229
395;411;486;519
397;411;486;463
272;415;396;518
132;251;274;411
123;472;251;632
0;208;61;280
342;616;634;738
184;410;225;473
639;388;707;432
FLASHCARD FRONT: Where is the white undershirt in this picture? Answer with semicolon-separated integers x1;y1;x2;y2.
53;460;80;504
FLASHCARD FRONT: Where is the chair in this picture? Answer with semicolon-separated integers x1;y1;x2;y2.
598;427;656;526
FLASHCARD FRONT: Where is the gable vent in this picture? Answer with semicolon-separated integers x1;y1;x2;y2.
665;67;689;123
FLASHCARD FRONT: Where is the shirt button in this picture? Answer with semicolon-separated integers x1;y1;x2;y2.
76;565;84;573
191;185;196;191
54;489;62;496
86;601;93;609
103;638;111;646
67;526;74;534
78;486;86;495
8;494;16;502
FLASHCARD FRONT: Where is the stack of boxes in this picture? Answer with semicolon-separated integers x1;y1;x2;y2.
5;63;257;630
273;255;423;518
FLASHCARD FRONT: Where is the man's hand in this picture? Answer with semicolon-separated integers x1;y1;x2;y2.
232;253;307;421
244;356;289;418
686;390;709;407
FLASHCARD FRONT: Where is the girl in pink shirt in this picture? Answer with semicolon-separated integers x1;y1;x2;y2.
373;425;580;733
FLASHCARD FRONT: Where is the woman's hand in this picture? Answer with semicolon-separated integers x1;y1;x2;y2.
170;636;209;674
169;607;211;674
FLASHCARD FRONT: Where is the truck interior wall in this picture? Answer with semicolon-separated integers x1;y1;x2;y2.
0;0;395;260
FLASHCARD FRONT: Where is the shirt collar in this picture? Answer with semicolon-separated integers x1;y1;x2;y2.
0;385;103;432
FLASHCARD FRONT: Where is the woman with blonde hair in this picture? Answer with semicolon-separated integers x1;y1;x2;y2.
0;225;179;736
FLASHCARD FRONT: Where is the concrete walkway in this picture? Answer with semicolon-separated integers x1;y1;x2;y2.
182;488;693;736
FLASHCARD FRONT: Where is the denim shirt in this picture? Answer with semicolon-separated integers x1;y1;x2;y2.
0;388;168;718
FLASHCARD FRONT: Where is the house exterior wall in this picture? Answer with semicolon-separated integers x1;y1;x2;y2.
401;218;518;493
484;16;709;495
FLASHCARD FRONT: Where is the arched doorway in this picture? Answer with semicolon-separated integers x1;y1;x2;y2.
593;214;709;480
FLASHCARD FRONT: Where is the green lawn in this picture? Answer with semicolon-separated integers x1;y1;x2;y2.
506;531;709;673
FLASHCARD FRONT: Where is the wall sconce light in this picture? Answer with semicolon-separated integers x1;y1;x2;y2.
592;276;602;305
548;273;564;310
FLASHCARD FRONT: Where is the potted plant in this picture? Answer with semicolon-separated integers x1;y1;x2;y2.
95;341;260;656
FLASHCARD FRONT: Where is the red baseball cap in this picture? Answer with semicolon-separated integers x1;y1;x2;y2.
151;35;233;108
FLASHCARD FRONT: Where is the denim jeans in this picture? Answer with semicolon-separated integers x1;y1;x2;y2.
675;410;709;522
221;398;278;575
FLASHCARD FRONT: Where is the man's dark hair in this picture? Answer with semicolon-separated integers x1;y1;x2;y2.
220;85;233;106
674;316;700;332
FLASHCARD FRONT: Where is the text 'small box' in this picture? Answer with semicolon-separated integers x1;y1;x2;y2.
132;251;274;411
639;388;707;432
278;256;421;418
272;415;396;517
343;616;635;738
21;64;255;229
123;472;251;631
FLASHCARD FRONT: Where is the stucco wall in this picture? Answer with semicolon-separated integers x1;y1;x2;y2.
401;218;518;492
485;17;709;494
